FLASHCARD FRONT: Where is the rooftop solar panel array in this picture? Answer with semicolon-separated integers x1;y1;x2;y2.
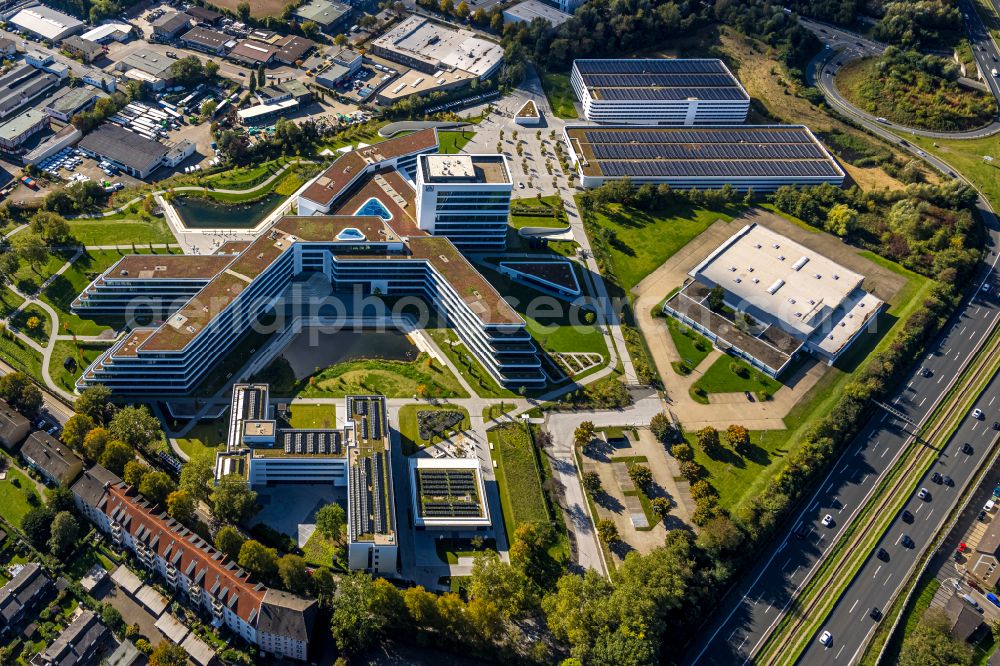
418;467;483;517
572;127;842;179
575;59;748;101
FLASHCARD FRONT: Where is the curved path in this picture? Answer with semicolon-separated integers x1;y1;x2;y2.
801;16;1000;139
378;120;470;137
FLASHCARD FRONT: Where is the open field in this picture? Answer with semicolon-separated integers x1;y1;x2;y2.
583;200;742;292
540;71;578;119
666;317;712;372
206;0;287;15
908;133;1000;211
687;427;794;510
488;422;549;545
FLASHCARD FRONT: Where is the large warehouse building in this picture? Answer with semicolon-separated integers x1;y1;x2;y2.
571;59;750;125
371;15;503;81
9;5;83;41
663;223;884;377
563;125;845;190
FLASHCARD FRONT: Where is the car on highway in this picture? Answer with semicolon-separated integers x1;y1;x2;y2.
870;607;882;621
876;116;890;124
921;367;933;377
902;509;914;523
943;475;954;486
973;408;985;420
964;442;975;454
901;534;914;548
793;522;810;539
932;472;943;484
876;547;889;561
983;282;991;293
918;487;931;500
821;514;834;527
819;631;832;647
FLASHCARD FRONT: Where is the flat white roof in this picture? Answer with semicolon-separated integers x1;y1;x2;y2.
10;6;84;40
409;457;491;528
691;223;873;339
504;0;571;25
373;15;503;78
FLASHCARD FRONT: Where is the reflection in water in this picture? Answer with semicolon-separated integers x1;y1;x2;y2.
279;328;418;380
172;194;284;229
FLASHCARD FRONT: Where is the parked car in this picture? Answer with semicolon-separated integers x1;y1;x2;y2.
819;631;832;647
821;514;834;527
918;487;930;500
973;408;984;420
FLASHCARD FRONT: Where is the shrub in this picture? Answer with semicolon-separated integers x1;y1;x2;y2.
671;443;694;462
417;409;464;441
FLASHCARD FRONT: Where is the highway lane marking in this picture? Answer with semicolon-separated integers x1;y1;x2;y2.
874;564;882;577
991;396;996;407
927;508;935;520
884;572;893;586
836;646;845;659
938;374;944;384
882;447;889;458
920;397;927;407
962;326;968;335
827;482;835;493
972;330;978;340
850;599;858;613
782;557;792;570
956;351;963;360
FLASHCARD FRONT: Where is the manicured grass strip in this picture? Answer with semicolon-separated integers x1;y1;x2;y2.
690;354;782;401
10;303;50;345
426;328;515;399
665;317;712;372
540;71;578;119
49;340;110;393
175;422;228;459
438;130;475;154
488;422;549;546
0;332;43;379
41;249;135;337
67;219;176;246
285;403;337;429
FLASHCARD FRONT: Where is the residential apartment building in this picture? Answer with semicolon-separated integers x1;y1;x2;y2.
0;399;30;450
0;563;52;636
415;153;512;251
21;432;83;486
70;467;317;660
570;59;750;125
31;609;110;666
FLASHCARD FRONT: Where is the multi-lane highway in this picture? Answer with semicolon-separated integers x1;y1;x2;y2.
685;12;1000;663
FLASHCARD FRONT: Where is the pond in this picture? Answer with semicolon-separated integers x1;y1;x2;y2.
172;193;284;229
278;328;418;380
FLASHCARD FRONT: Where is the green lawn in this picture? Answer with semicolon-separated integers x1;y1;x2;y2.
438;130;475;154
10;303;50;345
666;317;712;372
175;421;228;459
483;402;516;421
687;428;794;510
49;340;109;392
426;328;516;399
488;422;549;546
316;121;390;152
0;290;25;318
434;537;496;564
12;249;75;295
907;133;1000;211
302;528;345;569
690;354;783;401
68;218;176;246
0;464;41;528
253;353;469;400
0;332;43;379
204;158;287;190
285;403;336;429
540;71;578;119
582;200;741;292
397;403;470;455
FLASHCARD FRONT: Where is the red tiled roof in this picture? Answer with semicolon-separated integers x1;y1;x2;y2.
101;483;265;625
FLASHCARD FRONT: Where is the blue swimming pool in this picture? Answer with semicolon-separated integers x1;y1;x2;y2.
355;197;392;220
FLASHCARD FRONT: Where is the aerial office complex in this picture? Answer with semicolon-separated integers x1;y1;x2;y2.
663;223;884;377
71;465;318;661
74;130;542;393
214;384;400;575
564;125;845;190
571;59;750;125
409;457;491;530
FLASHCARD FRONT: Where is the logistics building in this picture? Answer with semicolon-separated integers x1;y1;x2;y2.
78;124;168;178
571;59;750;125
663;223;885;376
563;125;845;190
9;6;83;41
371;16;504;81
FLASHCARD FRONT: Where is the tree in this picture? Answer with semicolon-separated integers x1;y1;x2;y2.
455;0;469;17
0;372;42;416
237;1;251;21
61;414;94;451
47;511;79;556
725;424;751;456
109;405;161;451
311;566;337;606
123;460;150;487
211;475;259;524
469;549;536;619
277;554;310;593
316;502;346;540
149;642;188;666
257;63;266;88
21;505;54;548
696;426;722;456
696;516;743;557
825;203;857;237
248;74;257;94
139;471;176;506
25;316;40;331
238;540;278;579
31;210;71;243
166;489;196;523
899;607;974;666
180;454;215;502
99;440;133;476
509;521;561;590
330;573;402;654
573;421;595;447
300;20;319;38
82;427;109;462
650;497;672;521
649;412;674;443
582;470;602;494
707;285;725;312
671;443;694;462
214;525;245;559
596;518;620;545
333;32;347;46
13;233;47;273
46;485;74;512
75;385;113;424
626;463;653;492
100;602;123;634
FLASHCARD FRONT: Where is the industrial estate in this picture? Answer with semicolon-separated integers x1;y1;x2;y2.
0;0;993;665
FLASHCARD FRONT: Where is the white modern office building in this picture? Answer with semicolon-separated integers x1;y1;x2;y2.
571;59;750;125
415;154;512;251
409;457;491;530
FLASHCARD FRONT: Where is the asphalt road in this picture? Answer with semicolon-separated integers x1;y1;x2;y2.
801;15;1000;139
